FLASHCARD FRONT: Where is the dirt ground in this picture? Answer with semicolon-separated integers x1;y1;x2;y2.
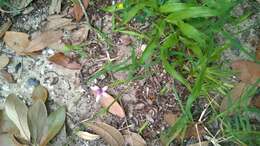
0;0;259;146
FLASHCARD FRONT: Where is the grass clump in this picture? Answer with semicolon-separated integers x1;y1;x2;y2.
87;0;259;145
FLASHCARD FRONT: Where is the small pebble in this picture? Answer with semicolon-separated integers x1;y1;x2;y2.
27;78;40;87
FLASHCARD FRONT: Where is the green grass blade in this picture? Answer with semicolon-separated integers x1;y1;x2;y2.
140;36;159;64
165;6;219;21
159;2;192;13
160;34;191;91
123;4;145;24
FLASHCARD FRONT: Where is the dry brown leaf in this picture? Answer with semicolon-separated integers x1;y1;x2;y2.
220;82;247;111
0;19;12;38
188;141;209;146
250;95;260;108
164;113;178;125
0;70;16;83
256;40;260;61
119;35;132;46
32;85;48;103
123;131;146;146
100;93;125;118
48;52;81;70
3;31;30;54
85;122;124;146
24;30;63;53
0;54;9;69
231;60;260;85
76;131;100;141
44;15;73;31
70;26;89;45
73;0;89;22
184;124;205;139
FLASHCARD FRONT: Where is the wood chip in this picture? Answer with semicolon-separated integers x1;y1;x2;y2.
49;0;62;14
164;113;178;125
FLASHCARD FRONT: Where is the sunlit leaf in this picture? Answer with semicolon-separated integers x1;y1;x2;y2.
32;85;48;103
76;131;100;141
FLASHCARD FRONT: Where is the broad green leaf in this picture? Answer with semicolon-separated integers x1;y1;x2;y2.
175;21;206;46
40;106;66;146
160;34;191;91
4;94;30;141
123;4;145;24
28;100;47;144
159;3;192;13
165;6;218;21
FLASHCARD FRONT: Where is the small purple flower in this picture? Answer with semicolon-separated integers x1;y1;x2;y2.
90;86;108;102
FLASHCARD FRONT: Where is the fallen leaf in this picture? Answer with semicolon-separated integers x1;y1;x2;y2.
250;95;260;108
91;86;125;118
220;83;247;111
48;52;81;70
28;100;48;144
0;70;16;83
3;31;30;54
256;40;260;61
85;121;124;146
0;19;12;38
24;30;63;53
119;35;132;46
32;85;48;103
44;15;73;31
49;0;62;14
231;60;260;85
0;110;19;134
164;113;178;125
40;106;66;146
4;94;31;141
73;0;89;22
70;26;90;45
188;141;209;146
123;131;146;146
184;124;205;139
0;54;9;69
76;131;100;141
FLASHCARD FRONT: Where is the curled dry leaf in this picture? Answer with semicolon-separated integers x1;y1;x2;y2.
48;52;81;70
220;82;247;112
188;141;209;146
76;131;100;141
24;30;63;53
164;113;178;125
123;131;146;146
4;94;31;141
91;86;125;118
3;31;30;55
73;0;89;22
85;121;124;146
231;60;260;85
32;85;48;103
0;70;16;83
0;54;10;69
0;19;12;38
